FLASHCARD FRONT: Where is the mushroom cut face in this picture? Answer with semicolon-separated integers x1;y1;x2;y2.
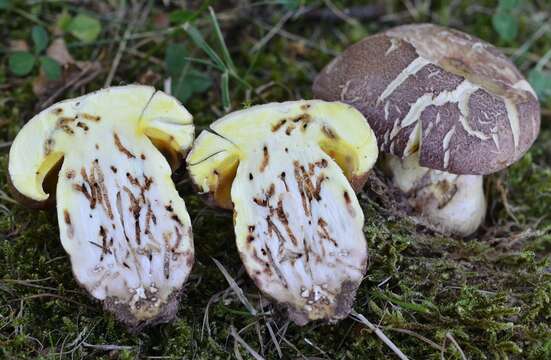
313;23;540;175
8;85;195;327
187;100;378;324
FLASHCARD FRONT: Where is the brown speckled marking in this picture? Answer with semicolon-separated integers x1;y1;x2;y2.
272;119;287;132
64;209;74;238
276;199;298;246
265;246;288;288
321;125;337;139
290;113;311;124
66;169;75;179
280;171;289;191
285;124;295;135
76;122;89;131
81;113;101;121
114;133;136;159
259;145;269;172
44;139;54;155
92;160;114;219
294;161;311;217
343;191;355;217
173;226;183;250
318;218;338;247
116;191;131;244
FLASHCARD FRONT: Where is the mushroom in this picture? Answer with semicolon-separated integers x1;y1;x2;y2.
186;100;378;324
313;23;540;236
8;85;195;328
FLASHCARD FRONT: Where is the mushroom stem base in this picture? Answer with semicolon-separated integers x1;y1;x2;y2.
383;153;486;236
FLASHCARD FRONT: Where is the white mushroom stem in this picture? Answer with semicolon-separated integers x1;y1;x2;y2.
383;153;486;236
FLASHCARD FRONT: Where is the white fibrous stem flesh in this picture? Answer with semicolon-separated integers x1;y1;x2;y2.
383;152;486;236
59;129;193;321
232;136;367;324
8;86;195;325
187;100;379;324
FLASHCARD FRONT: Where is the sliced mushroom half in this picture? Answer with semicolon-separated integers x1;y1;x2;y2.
187;100;378;324
8;85;195;328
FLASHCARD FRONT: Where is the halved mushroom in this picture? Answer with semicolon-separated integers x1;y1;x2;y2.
187;100;378;325
313;23;540;236
8;85;195;328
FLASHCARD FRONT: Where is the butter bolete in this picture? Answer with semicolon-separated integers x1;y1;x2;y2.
313;23;540;236
187;100;378;324
9;85;195;328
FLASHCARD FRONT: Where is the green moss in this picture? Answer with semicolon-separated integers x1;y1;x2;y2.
1;0;550;358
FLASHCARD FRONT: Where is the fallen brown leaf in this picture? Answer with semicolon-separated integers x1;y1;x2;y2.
47;39;75;67
9;40;29;52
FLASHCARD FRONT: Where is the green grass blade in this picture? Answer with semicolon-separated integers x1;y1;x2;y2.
184;22;226;71
221;70;231;112
208;6;236;73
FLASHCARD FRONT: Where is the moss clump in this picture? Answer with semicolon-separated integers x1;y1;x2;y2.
1;0;550;358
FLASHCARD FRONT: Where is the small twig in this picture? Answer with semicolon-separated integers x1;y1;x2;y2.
301;4;384;22
322;0;358;25
255;21;338;56
536;48;551;71
81;342;134;351
386;328;444;352
265;320;283;358
512;23;551;62
230;326;265;360
0;141;13;150
212;258;257;315
16;293;96;311
251;11;294;53
40;62;102;109
446;332;467;360
350;310;409;360
304;337;330;358
104;22;134;87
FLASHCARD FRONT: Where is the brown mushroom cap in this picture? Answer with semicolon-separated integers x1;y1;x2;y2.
313;23;540;175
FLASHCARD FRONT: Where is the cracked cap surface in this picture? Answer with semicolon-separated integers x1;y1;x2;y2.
313;23;540;175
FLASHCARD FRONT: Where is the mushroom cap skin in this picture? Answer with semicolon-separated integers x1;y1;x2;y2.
8;85;195;328
187;100;378;324
313;23;540;175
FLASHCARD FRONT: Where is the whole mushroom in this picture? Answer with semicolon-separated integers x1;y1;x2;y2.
187;100;378;325
9;85;195;328
313;23;540;236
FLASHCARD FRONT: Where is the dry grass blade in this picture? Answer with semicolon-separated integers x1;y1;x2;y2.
266;320;283;358
212;258;257;315
350;310;409;360
230;325;265;360
387;328;444;352
251;11;294;53
446;332;467;360
81;342;134;351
